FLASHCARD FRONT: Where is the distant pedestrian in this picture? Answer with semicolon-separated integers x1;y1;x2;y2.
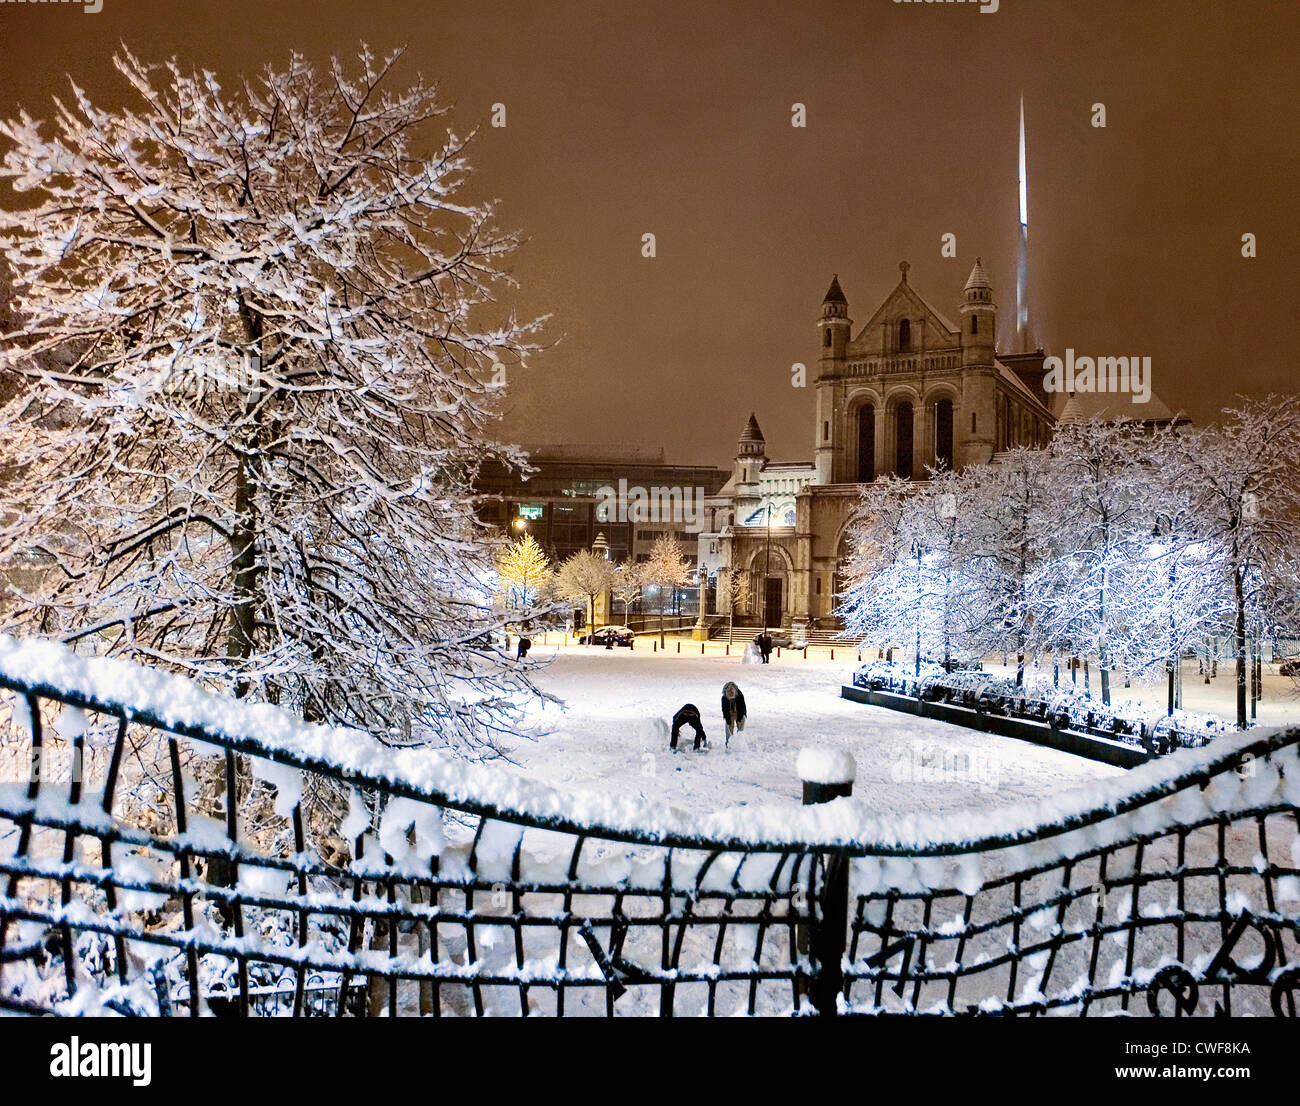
517;635;532;661
758;633;773;664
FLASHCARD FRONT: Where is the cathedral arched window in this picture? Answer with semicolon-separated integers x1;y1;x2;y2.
857;404;875;483
895;402;914;480
935;399;954;471
971;316;978;335
898;318;911;352
824;329;832;347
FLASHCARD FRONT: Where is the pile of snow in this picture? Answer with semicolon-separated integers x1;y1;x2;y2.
796;746;857;785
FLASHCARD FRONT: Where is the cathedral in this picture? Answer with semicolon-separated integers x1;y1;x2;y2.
695;258;1060;638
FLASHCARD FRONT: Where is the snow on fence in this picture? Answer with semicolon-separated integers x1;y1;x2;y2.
0;635;1297;1017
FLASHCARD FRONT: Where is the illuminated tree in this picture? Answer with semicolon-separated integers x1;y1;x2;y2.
639;535;691;648
498;533;552;612
555;549;615;641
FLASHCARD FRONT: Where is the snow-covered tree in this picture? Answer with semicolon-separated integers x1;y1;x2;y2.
497;533;551;613
0;47;543;756
1169;397;1300;727
638;534;691;648
611;561;640;626
555;549;614;642
837;475;924;664
952;451;1056;684
720;563;751;645
1030;419;1156;704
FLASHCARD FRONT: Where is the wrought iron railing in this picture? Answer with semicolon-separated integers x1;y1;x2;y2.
0;636;1296;1016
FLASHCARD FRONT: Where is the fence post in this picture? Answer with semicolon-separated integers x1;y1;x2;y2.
795;748;855;1016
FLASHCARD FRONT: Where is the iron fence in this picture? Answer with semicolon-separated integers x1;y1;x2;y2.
0;637;1296;1016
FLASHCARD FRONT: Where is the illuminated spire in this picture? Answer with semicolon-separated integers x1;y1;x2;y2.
1015;95;1032;352
1018;96;1028;229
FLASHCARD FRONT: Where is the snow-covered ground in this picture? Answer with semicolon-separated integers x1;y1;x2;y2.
510;644;1128;822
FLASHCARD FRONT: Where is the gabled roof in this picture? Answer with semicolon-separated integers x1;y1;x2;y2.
852;279;961;349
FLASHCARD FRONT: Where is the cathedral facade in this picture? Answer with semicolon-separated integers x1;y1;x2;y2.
697;259;1057;637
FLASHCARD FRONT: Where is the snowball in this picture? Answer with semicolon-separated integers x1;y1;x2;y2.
796;746;856;785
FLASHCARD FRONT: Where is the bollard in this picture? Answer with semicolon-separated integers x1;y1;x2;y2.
803;647;807;659
726;644;729;656
701;643;705;655
777;648;781;659
831;649;835;660
677;642;680;654
653;641;657;653
795;748;855;1016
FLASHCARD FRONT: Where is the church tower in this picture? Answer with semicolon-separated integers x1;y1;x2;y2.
957;258;998;467
814;276;850;484
733;413;766;522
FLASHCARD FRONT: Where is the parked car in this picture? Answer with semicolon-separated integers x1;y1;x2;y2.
754;631;807;650
578;626;635;647
468;630;509;652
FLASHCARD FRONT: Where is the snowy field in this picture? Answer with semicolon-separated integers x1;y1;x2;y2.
510;644;1125;822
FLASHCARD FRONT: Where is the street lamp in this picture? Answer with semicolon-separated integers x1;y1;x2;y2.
913;538;923;679
763;501;772;635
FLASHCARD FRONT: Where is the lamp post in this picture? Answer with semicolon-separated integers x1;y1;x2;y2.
937;492;957;673
763;501;772;635
913;539;923;679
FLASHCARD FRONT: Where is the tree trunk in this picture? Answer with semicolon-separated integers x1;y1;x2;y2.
1234;561;1247;730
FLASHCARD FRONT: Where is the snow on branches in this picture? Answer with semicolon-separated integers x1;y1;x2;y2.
837;404;1300;727
0;46;546;756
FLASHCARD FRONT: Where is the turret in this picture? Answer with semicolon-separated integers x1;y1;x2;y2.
959;257;997;368
814;277;850;485
818;274;851;364
734;413;765;517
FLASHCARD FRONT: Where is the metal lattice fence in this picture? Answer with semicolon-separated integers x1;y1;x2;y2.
0;637;1296;1016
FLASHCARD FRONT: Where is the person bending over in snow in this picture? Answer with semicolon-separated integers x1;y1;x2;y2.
669;703;707;751
721;682;746;745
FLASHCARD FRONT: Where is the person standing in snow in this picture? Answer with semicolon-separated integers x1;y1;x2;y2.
517;634;532;661
721;682;746;745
